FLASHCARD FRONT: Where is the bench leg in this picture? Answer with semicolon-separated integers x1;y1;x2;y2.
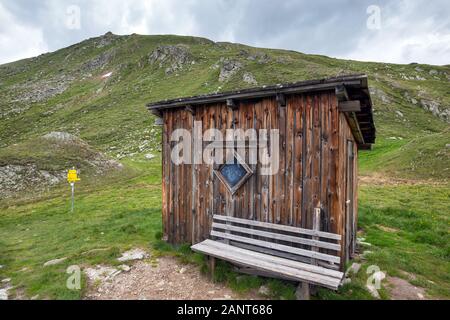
209;256;216;280
295;282;310;300
310;284;318;296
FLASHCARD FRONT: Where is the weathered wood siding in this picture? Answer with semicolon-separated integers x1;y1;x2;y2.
161;91;358;265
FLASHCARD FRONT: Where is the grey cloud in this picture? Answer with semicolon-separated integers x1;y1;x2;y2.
0;0;449;65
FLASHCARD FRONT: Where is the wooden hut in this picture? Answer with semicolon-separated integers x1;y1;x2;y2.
147;74;376;288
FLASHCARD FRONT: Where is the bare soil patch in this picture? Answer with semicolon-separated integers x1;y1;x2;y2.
85;256;264;300
386;276;427;300
358;174;445;187
376;225;400;233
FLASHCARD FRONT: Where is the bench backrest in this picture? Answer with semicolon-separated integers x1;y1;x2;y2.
211;215;341;269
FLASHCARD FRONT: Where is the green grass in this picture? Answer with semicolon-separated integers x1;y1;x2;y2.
316;183;450;300
0;33;449;300
0;125;448;300
0;159;162;299
359;129;450;180
0;136;104;172
357;184;450;298
1;156;449;299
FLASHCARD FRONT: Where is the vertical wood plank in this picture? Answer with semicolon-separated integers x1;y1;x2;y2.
329;94;339;237
312;94;321;226
302;94;313;229
254;100;263;222
162;111;168;241
294;95;304;227
320;93;331;233
285;96;294;226
269;98;277;224
278;101;287;225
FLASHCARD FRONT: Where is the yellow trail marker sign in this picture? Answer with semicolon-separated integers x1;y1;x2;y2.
67;169;80;183
67;168;80;212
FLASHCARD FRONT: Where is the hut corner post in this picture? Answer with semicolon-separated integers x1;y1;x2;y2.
296;206;321;300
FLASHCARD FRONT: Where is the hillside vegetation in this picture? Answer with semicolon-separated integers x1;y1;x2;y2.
1;32;449;180
0;33;448;300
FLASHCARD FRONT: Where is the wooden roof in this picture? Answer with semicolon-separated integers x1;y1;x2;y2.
147;74;376;147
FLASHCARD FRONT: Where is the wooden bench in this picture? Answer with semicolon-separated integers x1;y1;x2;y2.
191;212;344;291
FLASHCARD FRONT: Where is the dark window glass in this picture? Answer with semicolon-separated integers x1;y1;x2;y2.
219;162;247;188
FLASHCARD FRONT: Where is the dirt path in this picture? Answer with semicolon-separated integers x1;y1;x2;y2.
85;256;264;300
386;276;428;300
358;174;446;186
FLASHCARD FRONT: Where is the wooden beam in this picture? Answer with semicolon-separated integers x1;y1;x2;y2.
276;93;286;107
209;256;216;280
191;241;342;289
359;144;372;151
212;222;341;251
230;241;340;271
214;215;341;240
335;85;349;101
210;230;341;264
148;78;363;111
311;208;321;266
296;282;310;300
150;109;163;118
344;112;365;145
202;240;343;278
185;105;195;115
234;266;299;282
226;99;237;110
339;100;361;112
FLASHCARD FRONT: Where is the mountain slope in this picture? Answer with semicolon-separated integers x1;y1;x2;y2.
0;32;449;180
0;33;449;301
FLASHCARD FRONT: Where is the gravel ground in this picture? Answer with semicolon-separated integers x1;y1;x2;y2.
84;256;264;300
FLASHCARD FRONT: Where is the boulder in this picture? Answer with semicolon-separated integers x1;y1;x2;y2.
258;285;270;296
117;249;149;262
243;72;258;85
342;278;352;285
346;263;361;276
0;287;11;300
119;265;131;272
43;257;67;267
84;265;120;282
148;45;193;75
218;58;242;82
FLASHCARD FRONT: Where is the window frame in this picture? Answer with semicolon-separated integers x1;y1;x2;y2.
213;150;254;195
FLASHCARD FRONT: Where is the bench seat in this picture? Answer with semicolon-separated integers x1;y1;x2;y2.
192;239;343;290
191;214;344;291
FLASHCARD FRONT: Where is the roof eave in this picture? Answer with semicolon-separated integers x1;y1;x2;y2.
147;74;368;111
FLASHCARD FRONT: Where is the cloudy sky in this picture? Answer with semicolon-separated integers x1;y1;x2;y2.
0;0;449;65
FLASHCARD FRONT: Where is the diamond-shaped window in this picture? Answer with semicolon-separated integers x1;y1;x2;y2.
214;151;253;195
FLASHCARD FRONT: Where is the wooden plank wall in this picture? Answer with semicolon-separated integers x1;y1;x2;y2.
161;90;357;265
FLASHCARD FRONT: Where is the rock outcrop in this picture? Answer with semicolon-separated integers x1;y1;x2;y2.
0;164;66;199
243;72;257;85
148;45;194;75
218;58;243;82
0;132;123;199
82;48;116;72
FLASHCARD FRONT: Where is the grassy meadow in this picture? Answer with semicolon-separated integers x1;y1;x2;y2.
0;33;448;300
1;154;448;300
